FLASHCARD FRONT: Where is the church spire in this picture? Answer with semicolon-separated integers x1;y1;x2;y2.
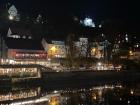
8;4;20;21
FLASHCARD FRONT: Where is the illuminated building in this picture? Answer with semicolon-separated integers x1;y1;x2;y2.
42;38;66;58
73;37;110;59
0;87;61;105
82;17;95;27
129;47;140;60
7;27;32;39
0;27;47;65
1;37;47;65
91;41;109;59
8;5;20;21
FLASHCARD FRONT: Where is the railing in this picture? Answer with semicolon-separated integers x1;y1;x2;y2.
0;64;42;79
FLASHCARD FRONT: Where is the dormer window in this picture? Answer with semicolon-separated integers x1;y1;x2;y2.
28;36;32;39
13;35;20;38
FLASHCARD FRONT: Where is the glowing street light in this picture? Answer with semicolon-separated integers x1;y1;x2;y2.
98;62;102;66
9;15;14;20
91;48;96;55
99;24;102;28
129;50;133;56
130;89;134;95
92;48;96;52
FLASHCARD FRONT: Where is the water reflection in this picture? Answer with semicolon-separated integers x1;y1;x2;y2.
0;86;61;105
0;83;139;105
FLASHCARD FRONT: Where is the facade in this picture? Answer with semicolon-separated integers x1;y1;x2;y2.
129;51;140;60
91;41;107;59
42;38;66;58
75;37;88;57
1;38;47;66
75;37;109;59
129;44;140;60
91;42;103;59
92;40;110;59
7;27;32;39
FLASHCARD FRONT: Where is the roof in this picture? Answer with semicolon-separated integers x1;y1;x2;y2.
10;27;32;36
5;38;44;50
44;35;66;44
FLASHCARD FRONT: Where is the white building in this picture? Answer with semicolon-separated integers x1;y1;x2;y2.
8;5;20;21
42;38;66;58
82;17;95;27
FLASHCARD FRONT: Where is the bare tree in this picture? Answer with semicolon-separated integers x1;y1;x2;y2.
65;34;77;68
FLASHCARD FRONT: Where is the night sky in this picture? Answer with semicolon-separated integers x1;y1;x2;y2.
0;0;140;35
0;0;139;21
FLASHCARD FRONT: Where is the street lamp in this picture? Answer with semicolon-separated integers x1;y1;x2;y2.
9;15;14;20
98;62;102;66
129;50;133;56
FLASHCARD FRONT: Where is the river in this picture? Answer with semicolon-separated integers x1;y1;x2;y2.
0;81;139;105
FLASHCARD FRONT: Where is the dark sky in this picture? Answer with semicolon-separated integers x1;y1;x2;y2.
0;0;139;35
1;0;139;22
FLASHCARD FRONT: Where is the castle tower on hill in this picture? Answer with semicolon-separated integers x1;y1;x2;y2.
8;4;20;21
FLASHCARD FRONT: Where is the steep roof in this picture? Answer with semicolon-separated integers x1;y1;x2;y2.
9;27;32;36
5;38;44;50
44;35;66;44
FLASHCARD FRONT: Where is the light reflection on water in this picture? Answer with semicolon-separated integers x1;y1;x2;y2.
0;83;139;105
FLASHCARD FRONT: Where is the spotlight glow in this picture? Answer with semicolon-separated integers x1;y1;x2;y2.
83;17;95;27
9;15;14;20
